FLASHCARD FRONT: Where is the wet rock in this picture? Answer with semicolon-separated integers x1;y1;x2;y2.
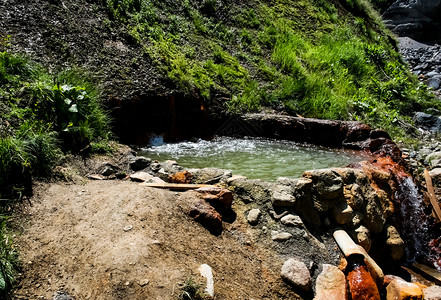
423;285;441;300
314;264;347;300
362;191;389;233
129;156;151;171
385;224;405;261
195;186;234;210
281;258;311;291
354;225;371;252
168;170;193;183
281;214;303;227
386;278;423;300
272;184;296;207
247;208;261;225
271;231;293;241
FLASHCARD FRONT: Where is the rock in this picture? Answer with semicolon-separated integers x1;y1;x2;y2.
190;168;232;184
423;285;441;300
87;174;105;180
123;225;133;232
198;264;214;297
386;278;423;300
53;292;74;300
314;264;347;300
303;169;344;201
331;202;354;225
129;156;151;171
178;195;223;235
195;186;234;210
354;225;371;252
281;214;303;227
385;224;405;261
271;231;293;241
414;112;441;133
99;163;118;176
129;171;165;183
137;279;150;287
428;77;441;90
247;208;261;225
429;168;441;185
281;258;311;291
229;178;272;204
272;184;296;207
168;170;193;183
426;151;441;167
383;0;441;42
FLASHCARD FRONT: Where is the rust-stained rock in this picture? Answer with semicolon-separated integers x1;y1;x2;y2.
314;264;347;300
195;186;233;210
168;170;193;184
178;195;223;235
386;278;423;300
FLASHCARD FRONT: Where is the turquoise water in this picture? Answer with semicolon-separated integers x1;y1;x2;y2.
139;136;371;182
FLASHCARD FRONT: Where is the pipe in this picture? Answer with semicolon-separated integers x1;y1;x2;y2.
333;229;384;287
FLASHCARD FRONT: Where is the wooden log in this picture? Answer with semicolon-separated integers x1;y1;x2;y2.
424;169;441;222
140;182;215;190
412;263;441;285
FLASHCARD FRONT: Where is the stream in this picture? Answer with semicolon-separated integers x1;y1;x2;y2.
139;136;371;182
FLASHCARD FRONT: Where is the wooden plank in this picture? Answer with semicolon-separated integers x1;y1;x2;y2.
140;183;214;190
412;263;441;284
424;169;441;222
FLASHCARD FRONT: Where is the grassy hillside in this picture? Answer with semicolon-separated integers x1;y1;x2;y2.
103;0;438;136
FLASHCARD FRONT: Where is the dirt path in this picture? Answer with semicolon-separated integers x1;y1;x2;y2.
11;180;300;299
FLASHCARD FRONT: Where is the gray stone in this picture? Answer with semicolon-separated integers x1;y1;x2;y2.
414;112;441;133
423;285;441;300
190;168;232;184
272;184;296;207
426;151;441;166
429;168;441;185
428;77;441;90
271;231;293;241
314;264;347;300
303;169;343;201
247;209;261;225
228;178;272;204
129;156;151;171
129;171;165;183
53;292;74;300
280;214;304;227
281;258;311;291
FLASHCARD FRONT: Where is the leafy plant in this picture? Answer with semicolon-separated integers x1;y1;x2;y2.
179;277;209;300
0;217;18;297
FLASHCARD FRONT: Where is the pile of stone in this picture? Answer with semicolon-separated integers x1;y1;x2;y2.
397;37;441;97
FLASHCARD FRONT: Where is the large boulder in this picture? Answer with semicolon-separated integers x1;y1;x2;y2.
383;0;441;42
414;112;441;133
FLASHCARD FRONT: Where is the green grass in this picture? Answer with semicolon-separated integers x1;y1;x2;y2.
0;49;113;295
102;0;440;140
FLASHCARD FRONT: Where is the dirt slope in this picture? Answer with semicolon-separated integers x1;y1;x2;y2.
12;180;300;299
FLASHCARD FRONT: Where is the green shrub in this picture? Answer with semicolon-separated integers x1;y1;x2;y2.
0;217;18;297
